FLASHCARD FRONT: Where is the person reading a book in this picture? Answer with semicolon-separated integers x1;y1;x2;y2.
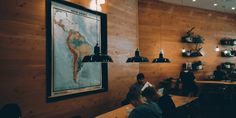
130;73;146;94
122;73;151;105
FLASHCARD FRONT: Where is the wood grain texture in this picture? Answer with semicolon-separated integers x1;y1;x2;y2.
0;0;139;118
139;0;236;86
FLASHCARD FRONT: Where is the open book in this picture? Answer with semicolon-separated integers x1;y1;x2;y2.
141;81;153;92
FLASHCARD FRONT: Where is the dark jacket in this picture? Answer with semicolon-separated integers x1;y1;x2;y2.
129;102;162;118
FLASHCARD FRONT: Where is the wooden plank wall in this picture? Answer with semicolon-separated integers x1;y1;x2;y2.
0;0;139;117
139;0;236;85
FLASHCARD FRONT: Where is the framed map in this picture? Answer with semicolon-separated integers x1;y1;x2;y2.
46;0;108;102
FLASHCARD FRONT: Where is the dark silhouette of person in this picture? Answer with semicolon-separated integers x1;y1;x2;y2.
179;69;198;97
141;87;160;103
213;66;227;80
142;87;180;118
127;91;162;118
0;103;22;118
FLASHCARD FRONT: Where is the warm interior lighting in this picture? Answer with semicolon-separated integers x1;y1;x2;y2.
97;0;105;4
215;46;220;52
182;48;186;53
232;7;235;10
213;3;218;6
126;48;149;63
152;49;171;63
83;0;113;63
224;50;228;54
90;0;102;11
192;0;196;2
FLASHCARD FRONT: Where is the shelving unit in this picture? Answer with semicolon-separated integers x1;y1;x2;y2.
220;62;236;80
181;27;204;57
220;38;236;57
182;61;203;71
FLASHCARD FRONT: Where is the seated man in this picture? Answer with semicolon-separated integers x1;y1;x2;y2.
213;65;227;80
122;73;146;105
127;91;162;118
130;73;146;94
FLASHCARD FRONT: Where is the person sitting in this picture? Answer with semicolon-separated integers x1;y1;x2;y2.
130;73;146;94
121;73;146;105
142;87;179;118
179;68;198;97
141;87;160;103
213;65;227;80
127;91;162;118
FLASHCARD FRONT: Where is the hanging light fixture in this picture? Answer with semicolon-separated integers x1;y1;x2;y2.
152;12;170;63
82;43;113;62
82;0;113;63
126;48;149;63
152;49;170;63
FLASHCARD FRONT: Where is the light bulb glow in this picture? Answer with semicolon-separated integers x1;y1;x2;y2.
215;46;220;52
224;50;228;54
213;3;218;6
97;0;105;4
90;0;102;11
182;48;186;53
160;49;164;54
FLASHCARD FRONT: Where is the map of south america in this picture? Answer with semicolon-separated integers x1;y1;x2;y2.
54;14;92;82
52;6;102;92
66;30;91;82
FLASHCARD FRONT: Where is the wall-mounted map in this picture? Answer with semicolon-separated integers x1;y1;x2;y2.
46;0;108;101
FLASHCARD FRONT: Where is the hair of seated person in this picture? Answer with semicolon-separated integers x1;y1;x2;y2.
137;73;145;80
0;103;22;118
142;87;157;99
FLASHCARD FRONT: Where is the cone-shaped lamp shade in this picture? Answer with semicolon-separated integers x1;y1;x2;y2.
126;48;149;63
82;43;113;63
152;49;171;63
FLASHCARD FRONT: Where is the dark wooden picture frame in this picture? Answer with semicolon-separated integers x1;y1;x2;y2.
46;0;108;102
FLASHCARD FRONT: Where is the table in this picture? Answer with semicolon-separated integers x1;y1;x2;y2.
95;95;198;118
195;80;236;85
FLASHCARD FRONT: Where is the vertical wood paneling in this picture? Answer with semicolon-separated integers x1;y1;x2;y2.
0;0;139;117
139;0;236;85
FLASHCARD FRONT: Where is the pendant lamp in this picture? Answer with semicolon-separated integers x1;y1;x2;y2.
152;49;170;63
126;48;149;63
82;0;113;63
82;43;113;62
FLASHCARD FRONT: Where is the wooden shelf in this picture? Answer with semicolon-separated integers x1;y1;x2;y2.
220;39;236;46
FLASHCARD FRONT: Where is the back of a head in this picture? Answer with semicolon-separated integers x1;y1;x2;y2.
0;103;22;118
137;73;145;80
142;87;158;100
217;65;221;70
